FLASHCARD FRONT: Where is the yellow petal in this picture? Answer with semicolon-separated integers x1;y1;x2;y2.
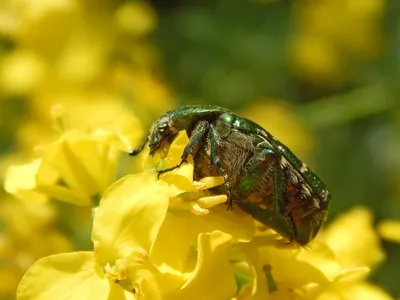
377;220;400;243
241;237;347;299
296;241;341;282
335;267;370;283
319;206;384;270
124;261;184;299
141;131;194;196
176;231;237;300
239;245;269;299
267;247;331;288
162;173;194;197
151;206;255;273
245;244;331;299
41;130;117;196
339;282;393;300
4;158;90;205
35;183;91;206
4;159;48;203
4;159;41;193
92;173;170;265
149;212;193;272
90;112;143;152
197;205;256;242
108;283;137;300
160;131;194;194
161;131;190;169
17;252;111;300
317;282;394;300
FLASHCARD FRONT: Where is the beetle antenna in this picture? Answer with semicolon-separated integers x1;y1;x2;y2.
128;136;149;156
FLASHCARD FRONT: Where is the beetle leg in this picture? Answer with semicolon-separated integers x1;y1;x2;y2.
258;142;288;216
235;200;296;243
235;147;276;194
128;136;149;156
209;124;233;210
157;120;210;178
235;142;296;241
236;142;287;216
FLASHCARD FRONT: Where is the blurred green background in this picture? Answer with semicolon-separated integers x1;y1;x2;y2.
1;0;400;298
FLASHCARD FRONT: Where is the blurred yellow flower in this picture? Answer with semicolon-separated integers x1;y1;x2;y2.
0;50;46;95
291;0;386;86
1;0;170;154
15;131;394;300
114;2;156;36
6;131;117;206
377;220;400;244
320;206;384;270
291;34;343;86
0;196;71;298
314;207;391;300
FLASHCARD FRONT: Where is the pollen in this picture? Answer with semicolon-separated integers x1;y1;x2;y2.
104;262;127;281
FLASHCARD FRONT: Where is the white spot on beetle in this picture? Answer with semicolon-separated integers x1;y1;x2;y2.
300;163;308;173
321;190;330;202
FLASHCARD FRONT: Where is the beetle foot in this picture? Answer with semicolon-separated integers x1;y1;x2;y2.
226;200;233;211
157;158;189;179
225;189;233;211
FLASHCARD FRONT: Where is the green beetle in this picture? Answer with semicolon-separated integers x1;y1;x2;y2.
129;105;330;245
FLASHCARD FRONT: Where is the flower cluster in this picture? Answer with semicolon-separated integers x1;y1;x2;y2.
11;130;393;300
0;0;171;151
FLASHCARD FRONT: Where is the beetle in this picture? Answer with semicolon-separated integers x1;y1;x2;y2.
129;105;330;245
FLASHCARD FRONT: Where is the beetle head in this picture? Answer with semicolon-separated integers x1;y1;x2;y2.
148;116;177;155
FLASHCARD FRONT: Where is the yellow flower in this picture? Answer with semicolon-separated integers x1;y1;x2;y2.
240;241;337;299
314;207;391;300
17;173;172;300
291;0;385;85
17;168;239;299
319;207;384;270
5;131;116;205
5;110;141;205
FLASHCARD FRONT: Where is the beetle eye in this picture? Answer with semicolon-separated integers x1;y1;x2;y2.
158;122;168;131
